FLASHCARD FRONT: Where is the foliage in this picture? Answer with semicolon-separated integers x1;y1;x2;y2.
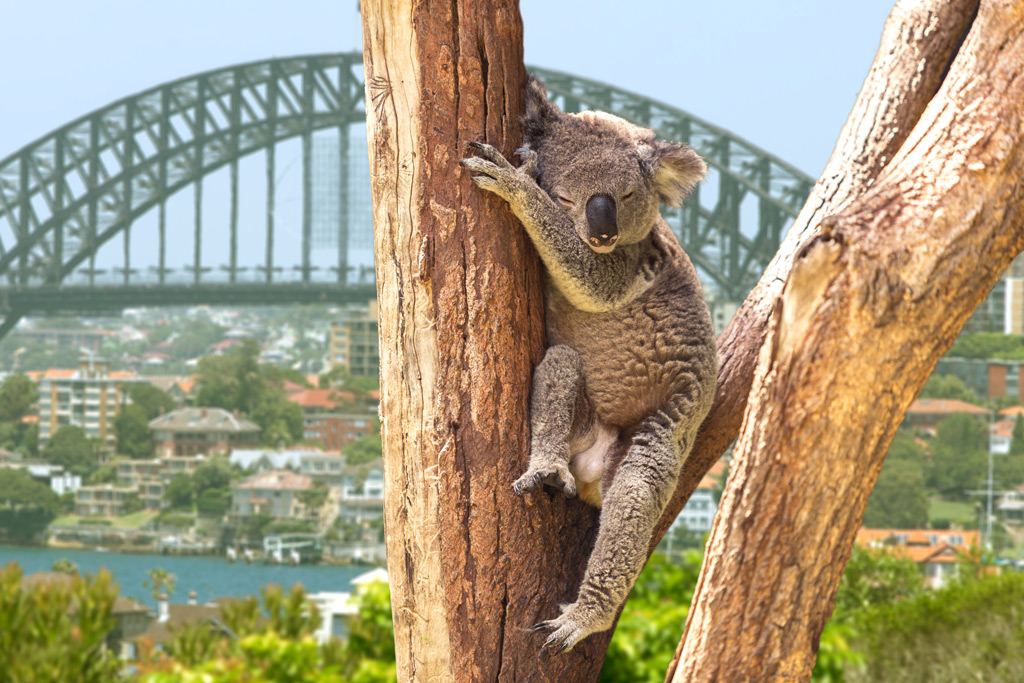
298;484;330;513
242;513;275;543
863;459;929;528
0;563;121;683
917;373;978;402
42;425;98;478
86;463;117;484
196;340;303;445
155;511;194;530
927;414;988;499
346;432;383;466
0;468;62;541
266;519;317;535
164;473;194;510
0;372;38;422
847;572;1024;683
830;546;923;618
51;557;78;574
949;332;1024;361
600;552;702;683
129;382;178;420
1010;413;1024;457
144;566;177;601
196;487;231;516
191;456;232;498
141;581;397;683
114;403;154;458
121;491;144;515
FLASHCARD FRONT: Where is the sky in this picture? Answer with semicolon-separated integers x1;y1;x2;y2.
0;1;897;282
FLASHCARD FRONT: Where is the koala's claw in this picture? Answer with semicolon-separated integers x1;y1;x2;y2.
513;465;576;497
467;141;513;169
533;608;592;653
514;147;538;176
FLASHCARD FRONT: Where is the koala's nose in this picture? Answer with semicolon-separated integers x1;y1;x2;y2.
586;194;618;248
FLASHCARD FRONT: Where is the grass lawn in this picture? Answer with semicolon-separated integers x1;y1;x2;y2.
929;498;977;525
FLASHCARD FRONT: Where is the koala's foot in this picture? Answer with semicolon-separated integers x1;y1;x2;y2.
533;601;612;653
513;463;576;498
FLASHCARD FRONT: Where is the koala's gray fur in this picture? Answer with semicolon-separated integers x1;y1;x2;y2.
461;76;717;652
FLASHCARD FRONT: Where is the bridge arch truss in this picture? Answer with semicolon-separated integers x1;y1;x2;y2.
0;53;812;337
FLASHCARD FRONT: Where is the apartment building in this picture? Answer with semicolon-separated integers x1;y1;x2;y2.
229;470;316;523
37;355;144;449
74;483;139;517
328;301;379;377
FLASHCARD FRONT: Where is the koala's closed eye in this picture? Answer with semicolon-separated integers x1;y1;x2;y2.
462;74;717;653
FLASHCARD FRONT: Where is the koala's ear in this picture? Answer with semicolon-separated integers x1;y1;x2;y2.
523;75;562;147
642;140;708;207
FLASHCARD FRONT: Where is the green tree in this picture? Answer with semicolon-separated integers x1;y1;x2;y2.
0;469;62;541
42;425;97;478
600;552;702;683
114;403;154;459
949;332;1024;361
0;373;37;422
831;545;923;618
196;340;303;445
129;383;178;420
918;373;978;403
345;432;383;465
0;563;121;683
164;474;193;510
191;457;232;498
1012;414;1024;456
196;488;231;517
863;459;930;529
144;567;177;602
927;413;988;499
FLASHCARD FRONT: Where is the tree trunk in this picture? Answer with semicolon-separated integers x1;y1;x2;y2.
362;2;606;680
669;0;1024;680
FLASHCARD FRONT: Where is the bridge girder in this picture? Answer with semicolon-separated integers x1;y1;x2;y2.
0;53;812;338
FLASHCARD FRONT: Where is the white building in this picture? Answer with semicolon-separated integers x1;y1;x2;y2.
675;474;719;535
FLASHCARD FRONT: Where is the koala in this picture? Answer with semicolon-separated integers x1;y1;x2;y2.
460;77;717;652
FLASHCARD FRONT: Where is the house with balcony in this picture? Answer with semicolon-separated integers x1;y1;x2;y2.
74;483;139;517
150;407;260;457
337;458;384;523
229;470;316;524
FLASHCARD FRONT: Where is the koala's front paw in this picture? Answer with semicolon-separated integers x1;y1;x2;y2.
513;464;577;498
533;602;612;653
460;142;537;204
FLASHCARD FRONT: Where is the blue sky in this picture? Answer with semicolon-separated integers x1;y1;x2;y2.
0;1;895;175
0;1;896;279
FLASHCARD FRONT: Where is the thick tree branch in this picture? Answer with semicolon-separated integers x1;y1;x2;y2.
671;1;1024;679
653;0;980;549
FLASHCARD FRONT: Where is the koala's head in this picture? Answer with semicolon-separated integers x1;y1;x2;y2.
522;76;707;253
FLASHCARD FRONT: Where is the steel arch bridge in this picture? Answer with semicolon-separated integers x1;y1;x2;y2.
0;52;812;339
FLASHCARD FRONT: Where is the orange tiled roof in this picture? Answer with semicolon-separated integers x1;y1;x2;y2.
287;389;339;410
999;406;1024;418
42;368;77;380
109;370;138;380
992;419;1016;439
176;376;198;395
906;399;988;415
696;475;717;490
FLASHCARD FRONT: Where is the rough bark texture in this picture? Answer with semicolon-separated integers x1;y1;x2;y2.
651;0;981;552
362;2;606;680
669;1;1024;680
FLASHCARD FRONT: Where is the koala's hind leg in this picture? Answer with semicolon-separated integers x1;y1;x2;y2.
535;394;699;652
514;345;602;499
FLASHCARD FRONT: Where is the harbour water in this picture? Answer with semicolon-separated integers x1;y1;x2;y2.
0;545;371;607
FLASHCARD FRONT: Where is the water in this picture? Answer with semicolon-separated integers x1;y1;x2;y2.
0;545;370;607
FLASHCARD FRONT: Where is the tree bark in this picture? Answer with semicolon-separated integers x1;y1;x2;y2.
669;0;1024;680
362;2;605;680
